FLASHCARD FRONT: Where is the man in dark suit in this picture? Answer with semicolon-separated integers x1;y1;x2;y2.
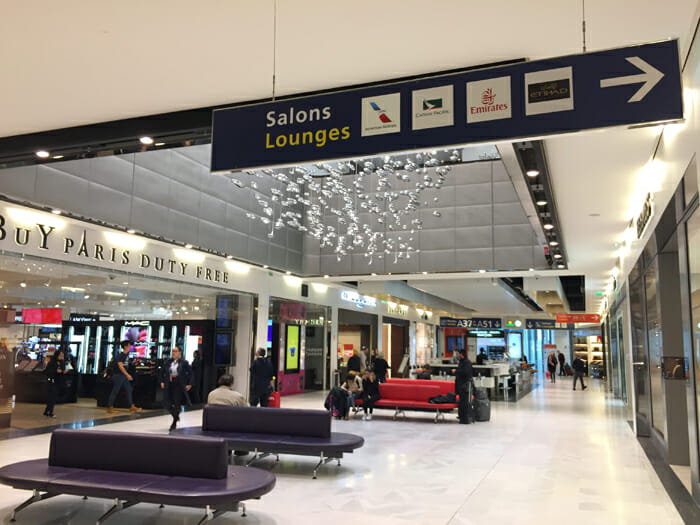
249;348;274;407
453;348;473;424
160;346;192;431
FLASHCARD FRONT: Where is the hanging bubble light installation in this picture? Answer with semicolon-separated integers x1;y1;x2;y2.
230;150;459;265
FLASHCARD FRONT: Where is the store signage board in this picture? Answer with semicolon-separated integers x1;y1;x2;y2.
440;317;502;329
555;313;601;323
340;290;377;308
525;319;556;329
69;313;99;323
212;40;682;172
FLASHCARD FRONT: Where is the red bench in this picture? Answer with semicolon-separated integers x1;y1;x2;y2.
354;382;458;423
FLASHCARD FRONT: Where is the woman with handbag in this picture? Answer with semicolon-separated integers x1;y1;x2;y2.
547;352;557;384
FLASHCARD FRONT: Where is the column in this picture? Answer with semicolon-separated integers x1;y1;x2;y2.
330;306;339;385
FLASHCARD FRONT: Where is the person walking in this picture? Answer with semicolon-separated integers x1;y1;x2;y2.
453;348;473;424
361;370;380;420
373;352;389;383
43;348;64;418
250;348;274;407
160;346;193;431
557;351;566;376
572;355;587;391
190;349;203;404
207;374;246;406
547;352;557;384
107;341;142;414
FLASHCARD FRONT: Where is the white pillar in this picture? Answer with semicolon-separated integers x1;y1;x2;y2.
330;306;339;384
255;295;270;353
376;313;383;353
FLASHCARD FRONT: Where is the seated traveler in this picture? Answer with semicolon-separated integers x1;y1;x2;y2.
416;364;432;380
207;374;247;406
341;370;363;420
361;370;380;420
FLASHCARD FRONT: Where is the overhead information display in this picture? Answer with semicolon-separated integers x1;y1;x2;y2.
212;40;681;172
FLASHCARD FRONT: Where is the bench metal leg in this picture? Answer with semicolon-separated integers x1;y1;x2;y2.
96;498;137;524
10;490;58;521
196;505;226;525
246;451;271;466
434;411;445;423
312;452;337;479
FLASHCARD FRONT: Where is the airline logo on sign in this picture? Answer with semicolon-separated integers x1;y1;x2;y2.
361;93;401;136
412;85;454;130
525;66;574;115
466;76;512;123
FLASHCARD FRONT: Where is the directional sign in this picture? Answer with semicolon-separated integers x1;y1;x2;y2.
439;317;502;329
525;319;556;329
556;313;601;324
212;40;682;172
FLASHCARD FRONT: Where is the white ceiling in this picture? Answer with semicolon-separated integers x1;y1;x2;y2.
2;0;699;315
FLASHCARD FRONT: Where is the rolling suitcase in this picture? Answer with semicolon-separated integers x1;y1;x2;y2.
475;398;491;422
267;391;281;408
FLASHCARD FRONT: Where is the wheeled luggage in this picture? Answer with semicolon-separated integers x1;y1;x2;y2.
475;398;490;422
564;364;573;376
267;391;281;408
474;387;489;400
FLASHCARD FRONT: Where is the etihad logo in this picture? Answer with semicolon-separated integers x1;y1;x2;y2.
411;85;453;130
467;76;512;123
422;98;443;110
362;93;401;136
369;101;392;123
524;67;574;116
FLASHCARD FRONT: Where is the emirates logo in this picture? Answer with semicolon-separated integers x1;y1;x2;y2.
481;88;496;106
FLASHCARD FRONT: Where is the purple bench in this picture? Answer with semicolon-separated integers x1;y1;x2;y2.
0;429;276;524
173;405;364;479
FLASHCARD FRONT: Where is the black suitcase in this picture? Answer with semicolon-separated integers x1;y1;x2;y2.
475;398;491;422
475;387;489;400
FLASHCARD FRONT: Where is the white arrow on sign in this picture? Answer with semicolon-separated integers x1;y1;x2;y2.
600;56;664;103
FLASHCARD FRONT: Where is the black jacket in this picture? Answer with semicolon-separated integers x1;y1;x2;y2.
454;357;473;390
373;358;389;379
362;378;380;398
347;355;361;373
572;358;585;373
250;357;274;391
160;358;193;391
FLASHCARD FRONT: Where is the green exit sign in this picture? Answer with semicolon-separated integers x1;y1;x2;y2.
596;292;603;296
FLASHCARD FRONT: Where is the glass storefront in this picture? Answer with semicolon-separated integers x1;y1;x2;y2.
645;260;666;435
685;208;700;464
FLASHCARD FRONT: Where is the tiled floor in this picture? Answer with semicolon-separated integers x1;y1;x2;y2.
0;377;685;524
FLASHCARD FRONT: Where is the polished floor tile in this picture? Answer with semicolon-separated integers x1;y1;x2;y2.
0;377;685;524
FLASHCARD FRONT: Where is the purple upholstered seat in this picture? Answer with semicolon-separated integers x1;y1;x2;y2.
0;459;78;491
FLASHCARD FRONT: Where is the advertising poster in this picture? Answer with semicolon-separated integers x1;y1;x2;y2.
285;325;300;372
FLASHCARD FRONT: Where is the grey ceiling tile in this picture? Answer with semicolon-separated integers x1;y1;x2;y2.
166;209;198;245
35;166;89;213
455;205;493;227
199;193;226;225
169;179;200;217
224;229;250;260
453;182;491;205
494;224;536;247
492;181;518;203
134;165;170;206
493;202;528;225
0;165;37;201
455;226;492;249
85;183;131;226
247;238;268;264
131;198;168;236
87;156;134;193
454;248;495;271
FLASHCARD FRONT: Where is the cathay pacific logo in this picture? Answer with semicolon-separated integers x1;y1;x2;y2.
369;101;392;123
422;98;443;110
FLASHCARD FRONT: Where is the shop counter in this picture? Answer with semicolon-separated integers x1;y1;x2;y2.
95;369;163;409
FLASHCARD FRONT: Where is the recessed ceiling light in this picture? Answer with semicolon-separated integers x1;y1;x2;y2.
371;273;377;276
126;229;136;234
536;200;547;206
226;255;233;259
139;136;154;145
286;271;292;275
549;241;559;246
122;281;128;285
543;224;554;230
185;244;193;249
323;274;329;278
20;282;26;288
119;299;126;303
422;271;428;275
35;151;50;158
52;155;64;160
553;254;562;259
479;269;486;273
526;169;539;177
529;268;534;271
557;264;565;269
263;265;269;269
51;209;61;215
84;295;90;299
155;142;166;147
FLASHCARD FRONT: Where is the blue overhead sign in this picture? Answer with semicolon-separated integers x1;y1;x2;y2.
212;40;682;172
525;319;556;330
440;317;502;329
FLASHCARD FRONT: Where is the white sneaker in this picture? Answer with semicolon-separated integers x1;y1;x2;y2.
367;414;372;421
362;414;367;420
